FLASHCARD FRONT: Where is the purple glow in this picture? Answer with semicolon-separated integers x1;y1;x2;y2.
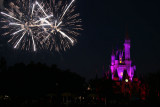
110;37;136;81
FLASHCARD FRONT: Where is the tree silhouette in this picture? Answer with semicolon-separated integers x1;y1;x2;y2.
0;61;86;98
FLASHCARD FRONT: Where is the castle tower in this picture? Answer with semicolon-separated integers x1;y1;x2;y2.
110;33;136;81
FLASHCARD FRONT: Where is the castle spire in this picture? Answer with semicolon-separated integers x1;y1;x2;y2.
125;25;130;40
126;30;130;40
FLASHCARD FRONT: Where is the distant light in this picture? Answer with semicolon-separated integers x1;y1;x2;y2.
87;87;91;91
120;61;122;63
125;79;128;82
4;95;9;98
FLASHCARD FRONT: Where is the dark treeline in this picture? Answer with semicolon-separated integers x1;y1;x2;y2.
146;71;160;103
0;57;160;107
0;59;86;97
0;57;86;106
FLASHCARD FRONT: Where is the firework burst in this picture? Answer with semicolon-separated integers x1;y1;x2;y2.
38;0;83;51
0;0;82;52
0;0;48;51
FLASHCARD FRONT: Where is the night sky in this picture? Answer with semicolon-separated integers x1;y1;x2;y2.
0;0;160;80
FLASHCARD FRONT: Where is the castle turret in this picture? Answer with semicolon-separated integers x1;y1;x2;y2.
111;50;115;66
111;50;115;79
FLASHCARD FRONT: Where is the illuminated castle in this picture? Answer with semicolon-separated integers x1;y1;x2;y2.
110;35;136;81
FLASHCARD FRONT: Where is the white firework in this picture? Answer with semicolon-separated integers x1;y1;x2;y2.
0;0;82;52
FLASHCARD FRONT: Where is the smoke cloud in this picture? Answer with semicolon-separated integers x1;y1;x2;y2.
0;0;4;9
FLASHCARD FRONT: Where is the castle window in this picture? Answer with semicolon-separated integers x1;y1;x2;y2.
121;72;123;76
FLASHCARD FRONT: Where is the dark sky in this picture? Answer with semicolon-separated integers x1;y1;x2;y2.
1;0;160;80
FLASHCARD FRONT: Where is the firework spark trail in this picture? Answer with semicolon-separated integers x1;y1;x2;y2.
59;31;74;44
36;1;48;17
57;21;62;27
60;0;75;21
9;23;22;26
14;31;26;48
35;15;53;23
29;29;36;51
44;33;51;41
1;12;21;22
31;4;35;17
40;24;51;26
44;19;52;26
12;29;25;35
